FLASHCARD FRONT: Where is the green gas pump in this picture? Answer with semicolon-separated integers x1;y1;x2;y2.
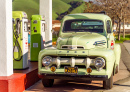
30;15;45;61
13;11;29;69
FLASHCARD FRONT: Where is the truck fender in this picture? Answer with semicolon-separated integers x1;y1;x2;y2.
113;44;121;75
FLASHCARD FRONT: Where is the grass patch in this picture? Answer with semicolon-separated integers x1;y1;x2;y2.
52;0;71;20
70;2;85;14
115;34;130;43
52;11;58;20
52;37;58;42
61;0;83;3
52;0;71;14
13;0;39;19
13;0;85;20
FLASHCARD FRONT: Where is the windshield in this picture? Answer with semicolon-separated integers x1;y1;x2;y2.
63;20;104;33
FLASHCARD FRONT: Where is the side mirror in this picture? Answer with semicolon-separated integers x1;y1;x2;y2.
113;30;116;33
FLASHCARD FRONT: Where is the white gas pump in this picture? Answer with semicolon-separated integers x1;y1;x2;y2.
22;18;28;68
41;20;46;49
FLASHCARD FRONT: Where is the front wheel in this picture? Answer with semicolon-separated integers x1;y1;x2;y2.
42;79;54;87
103;74;113;89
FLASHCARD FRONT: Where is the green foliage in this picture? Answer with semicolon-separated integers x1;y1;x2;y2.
61;0;83;3
52;11;58;20
12;0;85;20
52;37;58;42
70;2;85;14
52;0;71;15
115;35;130;43
13;0;39;19
33;0;39;4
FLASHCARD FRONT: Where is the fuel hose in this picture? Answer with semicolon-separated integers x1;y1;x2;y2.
13;19;23;61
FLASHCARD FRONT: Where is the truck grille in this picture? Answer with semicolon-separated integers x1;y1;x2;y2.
50;57;93;69
61;45;84;50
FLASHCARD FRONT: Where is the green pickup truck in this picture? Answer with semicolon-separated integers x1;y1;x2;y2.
38;13;121;89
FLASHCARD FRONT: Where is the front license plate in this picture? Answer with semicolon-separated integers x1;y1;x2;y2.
64;66;78;74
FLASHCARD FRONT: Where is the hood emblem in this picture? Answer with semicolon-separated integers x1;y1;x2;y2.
93;40;106;46
86;42;89;44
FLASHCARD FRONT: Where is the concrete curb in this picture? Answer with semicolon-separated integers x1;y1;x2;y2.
114;76;130;84
120;43;130;72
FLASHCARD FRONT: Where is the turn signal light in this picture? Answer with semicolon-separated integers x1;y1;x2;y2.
111;40;114;50
87;67;92;73
51;66;56;72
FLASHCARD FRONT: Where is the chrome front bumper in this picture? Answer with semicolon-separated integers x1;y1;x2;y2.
47;57;94;69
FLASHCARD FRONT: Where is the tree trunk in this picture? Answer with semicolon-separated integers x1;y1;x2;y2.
112;17;115;26
118;19;121;41
116;22;119;31
123;18;125;38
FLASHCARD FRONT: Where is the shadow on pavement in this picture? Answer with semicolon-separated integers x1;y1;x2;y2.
114;84;130;87
27;79;105;92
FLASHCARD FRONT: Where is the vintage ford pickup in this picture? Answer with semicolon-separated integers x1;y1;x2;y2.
38;13;121;89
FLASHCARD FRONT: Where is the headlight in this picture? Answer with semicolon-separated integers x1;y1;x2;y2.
42;56;52;66
94;57;105;71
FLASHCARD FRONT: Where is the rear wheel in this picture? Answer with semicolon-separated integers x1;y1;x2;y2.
103;74;113;89
42;79;54;87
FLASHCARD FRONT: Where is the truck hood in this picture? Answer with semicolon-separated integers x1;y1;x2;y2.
57;33;107;50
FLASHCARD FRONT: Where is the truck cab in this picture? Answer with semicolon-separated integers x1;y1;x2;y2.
38;13;121;89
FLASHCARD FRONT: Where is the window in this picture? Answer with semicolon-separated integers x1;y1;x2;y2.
63;19;104;33
107;20;111;33
24;22;28;32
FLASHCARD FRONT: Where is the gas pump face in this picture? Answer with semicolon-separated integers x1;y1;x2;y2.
22;18;28;68
24;22;28;32
13;17;28;69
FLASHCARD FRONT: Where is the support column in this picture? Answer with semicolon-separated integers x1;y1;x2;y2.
40;0;52;48
0;0;13;76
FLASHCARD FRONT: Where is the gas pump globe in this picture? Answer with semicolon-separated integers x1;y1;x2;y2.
13;11;29;69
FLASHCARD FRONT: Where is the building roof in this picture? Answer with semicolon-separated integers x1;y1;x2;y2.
52;27;60;32
52;20;61;24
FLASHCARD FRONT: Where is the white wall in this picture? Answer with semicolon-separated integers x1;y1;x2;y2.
52;23;61;28
113;23;130;30
121;24;130;30
0;0;13;76
40;0;52;48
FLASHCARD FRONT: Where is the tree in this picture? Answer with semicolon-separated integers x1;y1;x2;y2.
84;0;130;40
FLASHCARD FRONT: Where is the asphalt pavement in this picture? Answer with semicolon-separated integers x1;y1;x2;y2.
102;42;130;92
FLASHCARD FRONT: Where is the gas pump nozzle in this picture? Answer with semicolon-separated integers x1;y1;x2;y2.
16;18;21;35
13;18;23;61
